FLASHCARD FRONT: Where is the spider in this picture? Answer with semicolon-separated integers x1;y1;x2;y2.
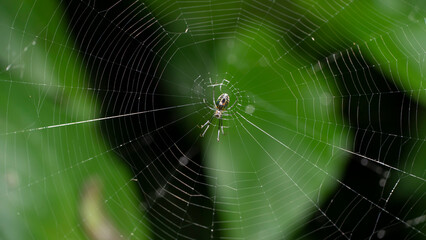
200;93;230;141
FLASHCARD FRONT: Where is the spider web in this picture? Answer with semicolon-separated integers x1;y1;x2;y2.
1;0;425;239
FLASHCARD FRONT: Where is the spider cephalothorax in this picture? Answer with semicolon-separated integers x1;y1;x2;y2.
200;93;230;141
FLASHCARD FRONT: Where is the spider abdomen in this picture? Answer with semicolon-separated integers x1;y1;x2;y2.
216;93;230;111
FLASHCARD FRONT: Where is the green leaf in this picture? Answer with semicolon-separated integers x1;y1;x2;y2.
0;0;149;239
160;11;350;237
300;0;426;104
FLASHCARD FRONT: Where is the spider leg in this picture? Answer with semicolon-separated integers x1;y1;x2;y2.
217;128;220;142
200;115;214;137
212;79;216;106
200;115;214;128
201;124;210;137
217;118;222;141
220;119;224;134
200;120;210;129
227;93;238;110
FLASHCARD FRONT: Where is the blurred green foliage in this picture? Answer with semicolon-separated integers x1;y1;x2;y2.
0;0;149;239
0;0;424;239
161;26;350;238
151;0;425;238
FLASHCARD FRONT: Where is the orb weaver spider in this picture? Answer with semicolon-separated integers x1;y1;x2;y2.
200;93;230;141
